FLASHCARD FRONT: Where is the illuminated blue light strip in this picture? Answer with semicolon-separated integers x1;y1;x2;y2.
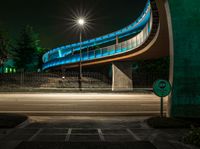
42;16;152;70
42;0;152;70
42;0;151;63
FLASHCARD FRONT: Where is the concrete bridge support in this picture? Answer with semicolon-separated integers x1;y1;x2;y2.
112;62;133;91
162;0;200;117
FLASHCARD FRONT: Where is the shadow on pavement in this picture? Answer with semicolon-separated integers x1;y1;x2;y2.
16;141;157;149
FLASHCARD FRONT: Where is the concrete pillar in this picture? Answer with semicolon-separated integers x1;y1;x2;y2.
112;62;133;91
166;0;200;117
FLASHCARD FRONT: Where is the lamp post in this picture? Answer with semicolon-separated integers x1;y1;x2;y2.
77;18;85;91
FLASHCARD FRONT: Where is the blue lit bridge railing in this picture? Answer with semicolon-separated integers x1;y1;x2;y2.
42;0;152;70
43;12;153;70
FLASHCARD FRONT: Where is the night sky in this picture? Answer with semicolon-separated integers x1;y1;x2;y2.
0;0;146;49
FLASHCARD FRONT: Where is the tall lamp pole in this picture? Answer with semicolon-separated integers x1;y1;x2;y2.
77;18;85;91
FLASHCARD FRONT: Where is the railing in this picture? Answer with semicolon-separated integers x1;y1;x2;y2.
42;0;152;65
0;71;168;90
0;72;111;89
43;11;153;70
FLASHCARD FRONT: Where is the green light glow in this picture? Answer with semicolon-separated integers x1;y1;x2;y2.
5;68;8;73
13;68;16;73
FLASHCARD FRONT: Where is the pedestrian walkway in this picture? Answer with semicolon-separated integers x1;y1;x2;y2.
0;116;198;149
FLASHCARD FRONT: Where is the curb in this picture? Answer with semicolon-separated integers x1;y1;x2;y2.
1;111;166;116
15;117;30;128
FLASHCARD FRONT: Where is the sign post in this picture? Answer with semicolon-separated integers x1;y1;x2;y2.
160;96;163;117
153;79;172;117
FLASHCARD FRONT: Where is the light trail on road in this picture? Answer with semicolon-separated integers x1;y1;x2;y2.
0;93;167;116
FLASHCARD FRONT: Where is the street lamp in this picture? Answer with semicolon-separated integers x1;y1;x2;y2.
77;18;85;90
77;18;85;26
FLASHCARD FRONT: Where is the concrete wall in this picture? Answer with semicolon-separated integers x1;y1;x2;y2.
112;62;133;91
166;0;200;117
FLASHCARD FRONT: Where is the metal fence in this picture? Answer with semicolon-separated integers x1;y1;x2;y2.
0;71;168;90
0;72;112;89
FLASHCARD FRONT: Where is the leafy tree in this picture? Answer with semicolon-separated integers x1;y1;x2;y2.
13;25;43;72
135;57;170;74
0;28;11;69
37;47;48;71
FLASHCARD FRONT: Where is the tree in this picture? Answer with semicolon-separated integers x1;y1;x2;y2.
0;34;7;66
13;25;42;72
37;47;48;72
0;28;11;72
135;57;170;74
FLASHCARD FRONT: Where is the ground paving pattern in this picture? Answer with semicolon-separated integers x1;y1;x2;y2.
0;116;199;149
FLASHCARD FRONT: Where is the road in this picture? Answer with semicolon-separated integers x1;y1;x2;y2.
0;93;167;116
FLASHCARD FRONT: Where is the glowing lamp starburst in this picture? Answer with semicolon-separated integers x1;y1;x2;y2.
78;18;85;26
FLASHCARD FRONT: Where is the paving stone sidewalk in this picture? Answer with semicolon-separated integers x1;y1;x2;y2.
0;116;199;149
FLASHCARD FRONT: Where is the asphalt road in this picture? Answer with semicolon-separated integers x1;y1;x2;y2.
0;93;167;116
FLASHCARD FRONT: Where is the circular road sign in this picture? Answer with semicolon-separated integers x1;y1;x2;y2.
153;79;172;97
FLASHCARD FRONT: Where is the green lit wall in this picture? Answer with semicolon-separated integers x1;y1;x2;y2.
168;0;200;117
